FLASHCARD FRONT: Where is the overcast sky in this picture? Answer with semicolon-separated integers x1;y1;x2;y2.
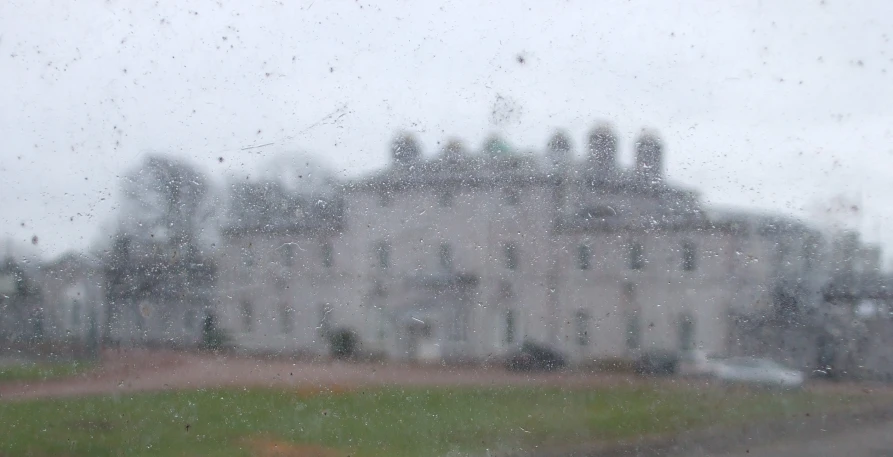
2;0;892;262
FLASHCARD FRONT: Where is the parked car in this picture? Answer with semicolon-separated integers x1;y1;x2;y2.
712;357;805;388
634;349;680;376
505;341;566;372
677;349;719;377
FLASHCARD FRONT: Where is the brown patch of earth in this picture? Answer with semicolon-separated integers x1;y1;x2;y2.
291;384;352;398
240;436;342;457
0;349;661;401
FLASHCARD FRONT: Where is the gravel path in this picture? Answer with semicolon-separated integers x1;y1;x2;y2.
0;349;658;401
3;349;883;402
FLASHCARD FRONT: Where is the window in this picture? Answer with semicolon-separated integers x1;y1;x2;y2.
318;303;332;336
628;241;644;270
439;243;453;270
377;309;388;341
9;0;886;452
279;304;293;334
575;310;590;346
803;242;814;273
449;307;467;341
183;309;195;331
282;243;296;267
578;244;591;270
505;309;516;344
578;205;617;221
626;313;641;350
375;241;391;269
373;279;387;297
678;313;695;351
682;241;697;271
379;191;391;207
622;282;636;303
242;245;255;268
503;188;520;205
321;242;334;268
774;241;788;270
503;242;518;270
457;311;467;342
71;302;80;327
240;300;253;332
419;322;433;338
499;280;514;300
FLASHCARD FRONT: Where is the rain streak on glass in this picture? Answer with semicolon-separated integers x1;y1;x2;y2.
1;1;892;456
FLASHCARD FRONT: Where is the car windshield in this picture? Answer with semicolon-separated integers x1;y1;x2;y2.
3;1;892;456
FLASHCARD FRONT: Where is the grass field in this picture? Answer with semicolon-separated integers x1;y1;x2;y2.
0;360;94;383
0;384;865;457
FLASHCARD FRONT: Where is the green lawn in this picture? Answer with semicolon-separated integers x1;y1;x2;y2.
0;360;94;383
0;385;865;457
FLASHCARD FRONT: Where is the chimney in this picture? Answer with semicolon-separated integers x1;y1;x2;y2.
441;139;467;165
391;132;421;167
634;130;663;183
547;131;572;170
587;124;617;175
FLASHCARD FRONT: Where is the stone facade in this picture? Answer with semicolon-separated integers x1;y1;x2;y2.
15;126;888;372
0;256;44;343
39;253;105;344
212;126;843;365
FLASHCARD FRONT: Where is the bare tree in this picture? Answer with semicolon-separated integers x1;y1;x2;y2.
119;154;217;246
103;154;217;346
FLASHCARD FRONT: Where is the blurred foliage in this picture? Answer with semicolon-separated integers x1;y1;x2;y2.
199;313;230;352
118;154;215;244
0;257;44;342
328;327;359;360
104;154;217;344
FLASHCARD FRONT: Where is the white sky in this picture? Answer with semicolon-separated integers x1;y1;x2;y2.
2;0;892;261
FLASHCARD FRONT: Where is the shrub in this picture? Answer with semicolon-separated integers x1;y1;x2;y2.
200;313;230;352
328;328;359;360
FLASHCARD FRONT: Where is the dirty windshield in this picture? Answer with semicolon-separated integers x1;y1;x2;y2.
2;1;893;456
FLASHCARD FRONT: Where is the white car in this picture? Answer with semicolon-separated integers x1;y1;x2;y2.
677;350;719;377
712;357;805;388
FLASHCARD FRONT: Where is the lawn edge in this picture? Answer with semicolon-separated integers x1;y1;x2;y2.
533;399;893;457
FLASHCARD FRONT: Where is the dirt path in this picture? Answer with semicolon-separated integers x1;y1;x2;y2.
0;349;657;401
4;349;879;402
